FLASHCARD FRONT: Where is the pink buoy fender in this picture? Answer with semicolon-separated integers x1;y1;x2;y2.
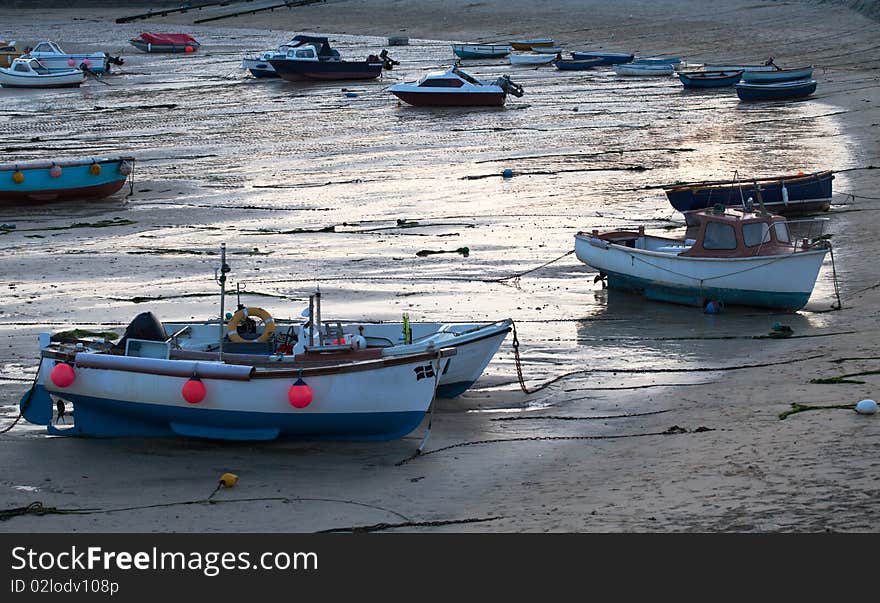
288;375;313;409
49;164;62;178
182;373;206;404
50;363;76;388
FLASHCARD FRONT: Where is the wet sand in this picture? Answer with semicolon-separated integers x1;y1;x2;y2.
1;1;879;532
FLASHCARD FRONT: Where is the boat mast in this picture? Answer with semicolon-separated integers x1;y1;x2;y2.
217;243;230;361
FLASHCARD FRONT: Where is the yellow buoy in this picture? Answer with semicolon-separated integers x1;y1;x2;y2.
89;162;101;176
219;473;239;488
12;170;24;184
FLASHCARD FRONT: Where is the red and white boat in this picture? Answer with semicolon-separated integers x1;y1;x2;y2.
390;66;524;107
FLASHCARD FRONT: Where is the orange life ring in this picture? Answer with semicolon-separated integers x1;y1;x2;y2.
227;307;275;343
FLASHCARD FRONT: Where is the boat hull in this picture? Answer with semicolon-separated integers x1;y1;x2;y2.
0;71;84;88
391;89;506;106
241;58;279;78
129;40;200;53
27;351;446;440
574;234;828;311
25;53;110;73
571;52;634;65
736;80;817;101
269;59;383;81
0;157;133;203
452;44;511;59
741;67;813;83
664;171;833;216
509;55;556;65
510;39;555;50
556;59;603;70
614;64;675;76
678;71;742;88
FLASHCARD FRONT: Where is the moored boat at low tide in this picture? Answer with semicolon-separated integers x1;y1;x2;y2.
574;207;831;311
740;65;813;83
452;44;512;59
268;37;397;81
556;57;603;70
663;170;834;224
130;33;200;53
613;62;675;76
23;40;116;73
509;53;557;66
510;38;555;50
571;51;634;65
390;65;524;106
0;57;85;88
677;70;742;88
0;156;134;203
1;41;25;67
736;79;817;101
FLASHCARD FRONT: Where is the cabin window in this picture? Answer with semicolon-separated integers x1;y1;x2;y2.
418;78;464;88
742;222;771;247
702;222;737;250
295;49;314;58
773;222;791;243
13;63;29;72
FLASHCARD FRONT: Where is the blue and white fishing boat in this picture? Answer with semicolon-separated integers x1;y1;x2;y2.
574;207;830;311
571;51;634;65
0;156;134;203
736;79;817;101
20;247;458;441
242;35;342;78
452;44;512;59
663;170;834;224
677;70;742;88
740;66;813;83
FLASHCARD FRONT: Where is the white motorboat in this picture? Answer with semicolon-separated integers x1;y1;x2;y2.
0;57;85;88
390;66;524;106
24;40;112;73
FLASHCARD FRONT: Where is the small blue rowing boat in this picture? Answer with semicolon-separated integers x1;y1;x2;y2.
678;70;742;88
740;66;813;83
736;79;816;101
556;57;603;70
0;156;134;204
452;44;512;59
633;57;682;65
571;51;633;65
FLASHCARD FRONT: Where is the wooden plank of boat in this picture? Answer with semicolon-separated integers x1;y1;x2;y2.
740;66;814;83
736;79;817;101
0;156;134;203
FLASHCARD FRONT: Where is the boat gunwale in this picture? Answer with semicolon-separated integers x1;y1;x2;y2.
661;170;833;192
0;156;135;172
41;346;456;380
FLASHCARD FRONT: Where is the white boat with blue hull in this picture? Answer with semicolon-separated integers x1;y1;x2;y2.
574;207;830;311
24;40;116;74
23;344;453;441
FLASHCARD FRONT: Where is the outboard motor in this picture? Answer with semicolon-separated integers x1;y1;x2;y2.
113;312;167;352
378;49;399;70
495;75;525;97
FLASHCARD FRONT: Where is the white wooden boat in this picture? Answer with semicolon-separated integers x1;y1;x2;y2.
613;62;675;76
0;58;84;88
452;44;512;59
24;40;111;73
574;207;830;311
509;53;557;65
532;46;565;54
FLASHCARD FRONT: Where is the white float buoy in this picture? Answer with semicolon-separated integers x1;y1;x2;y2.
855;399;877;415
